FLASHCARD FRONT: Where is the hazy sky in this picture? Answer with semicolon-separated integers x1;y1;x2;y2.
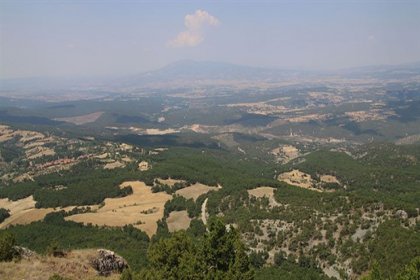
1;0;420;79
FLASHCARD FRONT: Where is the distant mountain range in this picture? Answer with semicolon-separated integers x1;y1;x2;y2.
1;60;420;91
122;60;304;83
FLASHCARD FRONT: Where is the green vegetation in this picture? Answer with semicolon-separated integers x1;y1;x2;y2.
0;208;10;223
255;263;330;280
0;231;17;261
284;147;420;210
365;221;420;279
136;217;253;280
6;212;150;270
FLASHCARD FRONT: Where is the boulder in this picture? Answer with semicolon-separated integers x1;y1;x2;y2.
395;209;408;220
90;249;128;276
13;246;37;259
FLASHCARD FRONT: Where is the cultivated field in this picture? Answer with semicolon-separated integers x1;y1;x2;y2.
247;187;279;207
0;196;97;229
175;183;219;201
278;169;321;192
55;111;104;125
66;181;171;237
0;196;52;228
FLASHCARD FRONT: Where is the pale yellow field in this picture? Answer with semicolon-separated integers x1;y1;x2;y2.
278;169;321;192
103;161;125;169
66;181;171;237
55;111;104;125
247;187;276;199
320;174;341;185
0;196;93;228
0;249;120;280
26;146;56;159
0;196;47;228
166;210;191;232
247;187;279;207
175;183;219;201
145;128;179;135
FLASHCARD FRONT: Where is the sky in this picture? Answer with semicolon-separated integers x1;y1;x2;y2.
1;0;420;79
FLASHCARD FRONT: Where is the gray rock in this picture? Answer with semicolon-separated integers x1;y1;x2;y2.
13;246;37;259
395;209;408;220
90;249;128;276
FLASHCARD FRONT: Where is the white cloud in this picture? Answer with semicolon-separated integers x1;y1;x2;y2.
169;9;220;48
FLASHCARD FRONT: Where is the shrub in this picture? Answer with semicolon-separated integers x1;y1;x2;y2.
0;231;17;261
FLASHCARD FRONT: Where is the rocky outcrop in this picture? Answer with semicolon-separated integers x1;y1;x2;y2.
90;249;128;276
395;209;408;220
13;246;37;259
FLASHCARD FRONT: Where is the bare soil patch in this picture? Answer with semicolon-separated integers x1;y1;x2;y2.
271;145;299;163
175;183;219;201
278;169;321;192
320;175;341;185
103;161;125;169
166;210;191;232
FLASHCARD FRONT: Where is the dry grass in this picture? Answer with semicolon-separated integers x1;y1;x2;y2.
278;169;321;192
247;187;275;199
145;128;179;135
0;196;98;229
166;210;191;232
271;145;299;163
320;175;341;185
55;112;104;125
103;161;125;169
0;249;120;280
247;187;279;207
66;181;171;237
175;183;219;201
26;146;56;159
0;196;46;228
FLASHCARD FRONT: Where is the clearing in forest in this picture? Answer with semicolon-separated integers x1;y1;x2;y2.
319;174;341;185
277;169;321;192
0;196;85;228
166;210;191;232
54;111;104;125
247;187;279;207
66;181;171;237
175;183;219;201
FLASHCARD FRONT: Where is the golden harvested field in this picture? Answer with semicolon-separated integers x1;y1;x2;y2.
26;146;56;159
0;196;95;229
0;249;120;280
145;128;179;135
247;186;276;199
320;175;341;185
278;169;321;192
55;111;104;125
166;210;191;232
247;187;279;207
175;183;219;201
0;196;55;228
103;161;125;169
66;181;171;237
